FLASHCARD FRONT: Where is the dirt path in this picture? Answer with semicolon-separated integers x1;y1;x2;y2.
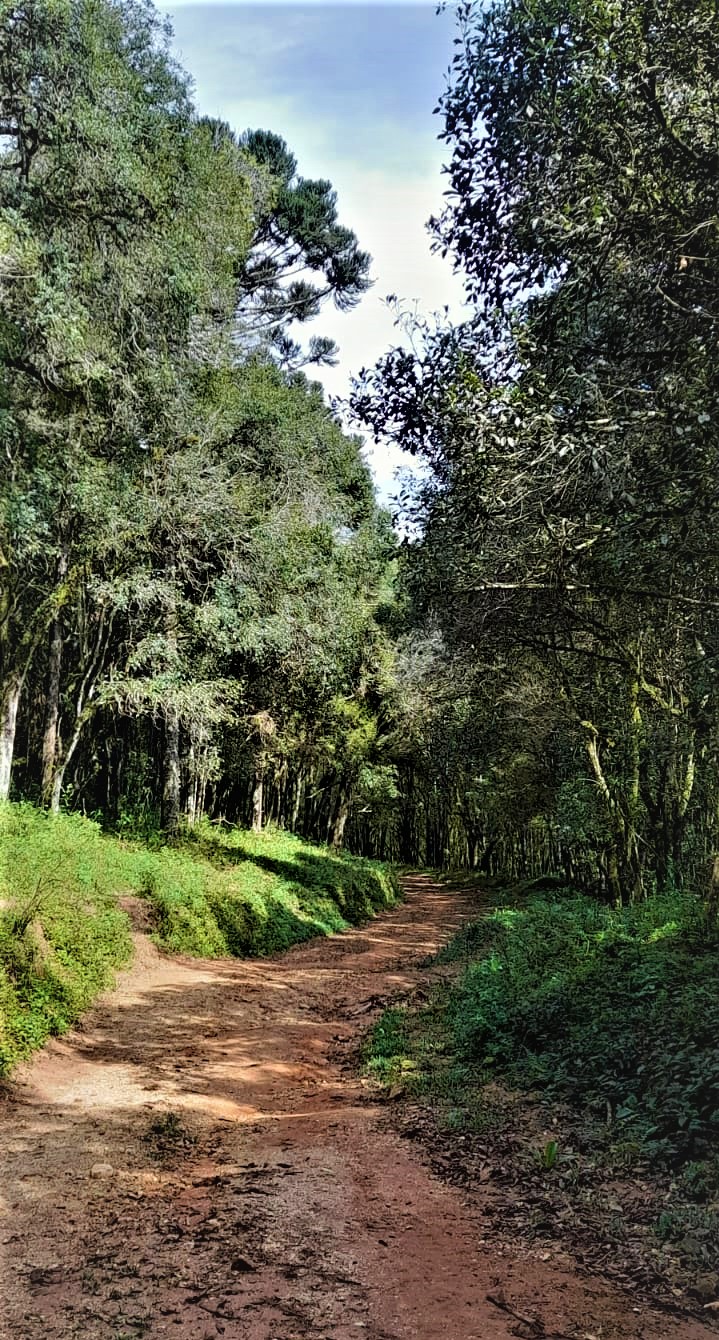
1;875;715;1340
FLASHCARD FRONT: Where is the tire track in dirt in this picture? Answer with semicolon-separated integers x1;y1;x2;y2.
1;875;715;1340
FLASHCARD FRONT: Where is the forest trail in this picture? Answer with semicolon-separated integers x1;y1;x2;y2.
1;876;715;1340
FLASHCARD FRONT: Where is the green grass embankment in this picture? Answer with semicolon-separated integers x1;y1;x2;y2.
0;802;399;1077
365;883;719;1293
367;889;719;1165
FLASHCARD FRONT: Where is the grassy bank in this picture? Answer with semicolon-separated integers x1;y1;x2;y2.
368;889;719;1162
0;803;399;1077
365;888;719;1296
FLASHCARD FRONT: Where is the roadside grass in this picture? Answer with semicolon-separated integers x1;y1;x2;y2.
364;887;719;1287
136;823;398;957
0;802;399;1077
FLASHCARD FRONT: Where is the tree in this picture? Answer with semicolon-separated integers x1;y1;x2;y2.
351;0;719;897
0;0;397;848
236;129;372;367
0;0;256;806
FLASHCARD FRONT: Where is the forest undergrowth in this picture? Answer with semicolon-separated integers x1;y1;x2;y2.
365;883;719;1310
0;802;398;1078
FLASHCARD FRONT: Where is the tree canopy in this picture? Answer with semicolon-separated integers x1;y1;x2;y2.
0;0;393;846
352;0;719;902
6;0;719;901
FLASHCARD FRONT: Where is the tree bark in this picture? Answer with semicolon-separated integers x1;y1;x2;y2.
330;788;351;850
185;739;199;826
50;764;65;815
252;768;264;832
0;676;21;802
40;549;68;806
162;707;181;833
41;612;64;804
160;570;182;834
290;772;304;832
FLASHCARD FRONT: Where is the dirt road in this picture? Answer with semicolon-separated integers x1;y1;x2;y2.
1;875;715;1340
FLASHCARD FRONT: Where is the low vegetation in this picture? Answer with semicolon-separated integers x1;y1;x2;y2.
0;803;399;1077
0;805;134;1077
365;887;719;1297
369;888;719;1163
138;823;399;958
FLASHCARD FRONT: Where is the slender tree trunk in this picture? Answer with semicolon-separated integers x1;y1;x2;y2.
584;724;627;905
330;786;351;850
41;613;64;804
49;702;97;815
162;708;181;833
41;550;68;805
50;765;65;815
624;671;645;902
185;741;198;825
197;749;211;823
291;772;303;832
48;596;112;816
252;768;264;832
160;569;182;834
0;676;21;802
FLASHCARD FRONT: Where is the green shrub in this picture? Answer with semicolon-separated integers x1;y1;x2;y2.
366;888;719;1168
0;803;133;1075
442;892;719;1163
133;823;399;957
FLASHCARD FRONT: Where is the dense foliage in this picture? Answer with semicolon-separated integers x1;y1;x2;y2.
368;889;719;1163
0;0;397;845
2;0;718;1294
5;0;719;904
443;894;719;1162
351;0;719;903
354;1;719;1293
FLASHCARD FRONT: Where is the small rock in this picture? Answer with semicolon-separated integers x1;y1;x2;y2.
693;1273;719;1302
90;1162;114;1177
230;1256;257;1273
680;1235;703;1256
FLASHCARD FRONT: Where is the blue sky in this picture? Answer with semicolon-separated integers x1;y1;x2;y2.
156;2;466;496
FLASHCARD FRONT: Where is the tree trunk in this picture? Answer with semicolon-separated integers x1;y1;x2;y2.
252;768;264;832
41;612;64;805
290;772;303;832
185;741;198;825
50;765;65;815
162;708;181;833
49;702;97;815
0;676;21;802
330;788;351;850
40;549;68;805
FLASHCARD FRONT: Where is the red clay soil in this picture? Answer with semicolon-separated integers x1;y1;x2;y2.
1;875;716;1340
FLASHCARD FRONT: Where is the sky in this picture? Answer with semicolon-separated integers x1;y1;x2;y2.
156;0;467;498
